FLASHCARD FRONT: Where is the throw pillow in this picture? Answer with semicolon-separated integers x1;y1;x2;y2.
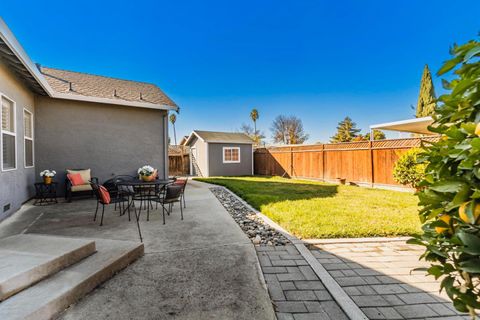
67;173;85;186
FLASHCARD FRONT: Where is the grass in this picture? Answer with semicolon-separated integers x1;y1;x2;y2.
195;176;421;239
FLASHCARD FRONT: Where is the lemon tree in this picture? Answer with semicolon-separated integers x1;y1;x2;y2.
412;39;480;317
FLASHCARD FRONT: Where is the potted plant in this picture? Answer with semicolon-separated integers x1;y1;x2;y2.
137;165;157;182
40;170;56;184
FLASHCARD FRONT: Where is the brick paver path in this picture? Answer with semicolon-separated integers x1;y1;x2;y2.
310;241;469;320
256;245;349;320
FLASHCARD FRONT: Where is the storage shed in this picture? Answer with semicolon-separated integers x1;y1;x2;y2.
184;130;254;177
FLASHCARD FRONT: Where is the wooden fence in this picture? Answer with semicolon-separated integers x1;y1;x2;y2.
254;137;439;188
168;146;190;176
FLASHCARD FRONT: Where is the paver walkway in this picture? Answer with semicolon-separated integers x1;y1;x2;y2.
0;180;275;320
310;241;469;320
256;245;348;320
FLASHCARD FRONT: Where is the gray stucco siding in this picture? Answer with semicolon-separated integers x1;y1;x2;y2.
35;97;168;195
0;61;36;220
208;143;253;177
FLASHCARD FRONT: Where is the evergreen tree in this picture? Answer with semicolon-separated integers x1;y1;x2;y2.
330;117;361;143
364;129;386;141
416;64;437;117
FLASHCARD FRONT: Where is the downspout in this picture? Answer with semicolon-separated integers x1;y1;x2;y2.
164;112;169;179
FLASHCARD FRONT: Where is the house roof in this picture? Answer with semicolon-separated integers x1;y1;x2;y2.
40;67;177;108
185;130;254;145
370;116;435;135
0;17;177;111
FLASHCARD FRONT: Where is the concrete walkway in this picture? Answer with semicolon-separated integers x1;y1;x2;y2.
0;180;275;320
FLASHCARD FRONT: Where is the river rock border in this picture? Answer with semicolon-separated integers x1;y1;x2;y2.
209;187;290;246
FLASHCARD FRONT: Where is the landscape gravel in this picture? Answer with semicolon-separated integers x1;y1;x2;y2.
210;187;290;246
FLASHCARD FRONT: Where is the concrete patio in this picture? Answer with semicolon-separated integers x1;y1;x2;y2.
0;180;275;320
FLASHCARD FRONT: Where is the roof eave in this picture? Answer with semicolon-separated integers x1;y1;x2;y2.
0;17;180;112
369;116;435;135
370;116;433;129
0;17;55;96
205;141;254;144
184;131;204;146
51;92;177;111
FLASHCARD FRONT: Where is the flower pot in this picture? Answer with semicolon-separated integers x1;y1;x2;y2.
140;174;154;182
43;176;52;185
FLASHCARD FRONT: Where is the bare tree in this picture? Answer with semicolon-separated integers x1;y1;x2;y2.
270;115;309;144
240;123;265;145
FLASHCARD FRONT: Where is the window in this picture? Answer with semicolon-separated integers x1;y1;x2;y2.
24;109;34;168
223;147;240;163
1;96;16;171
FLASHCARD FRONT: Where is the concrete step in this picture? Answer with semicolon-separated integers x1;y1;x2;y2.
0;237;144;320
0;234;96;301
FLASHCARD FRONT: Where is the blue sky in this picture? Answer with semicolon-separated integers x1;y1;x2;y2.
1;1;479;143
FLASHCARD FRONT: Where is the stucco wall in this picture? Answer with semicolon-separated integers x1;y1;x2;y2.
189;136;208;176
35;96;168;195
208;143;253;177
0;61;36;220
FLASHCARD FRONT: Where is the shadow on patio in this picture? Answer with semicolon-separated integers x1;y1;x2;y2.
308;241;470;320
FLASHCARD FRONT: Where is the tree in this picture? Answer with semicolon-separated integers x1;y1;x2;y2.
271;115;309;144
412;39;480;316
392;148;427;188
250;108;259;138
416;64;437;117
330;117;361;143
364;129;386;141
169;113;177;145
240;123;265;145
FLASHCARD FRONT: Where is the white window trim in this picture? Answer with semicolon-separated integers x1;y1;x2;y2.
223;146;240;164
23;108;34;168
1;94;17;172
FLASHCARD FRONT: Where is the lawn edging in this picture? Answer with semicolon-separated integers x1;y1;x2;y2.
215;184;369;320
303;236;411;245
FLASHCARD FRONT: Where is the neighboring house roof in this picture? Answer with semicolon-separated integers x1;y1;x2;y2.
40;67;177;108
179;136;189;146
185;130;254;145
0;17;177;111
370;116;435;135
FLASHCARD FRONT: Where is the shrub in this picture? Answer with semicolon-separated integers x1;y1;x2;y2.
411;39;480;317
393;148;427;188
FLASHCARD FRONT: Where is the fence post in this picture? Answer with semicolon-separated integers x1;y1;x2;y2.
322;144;325;182
369;140;374;187
290;147;294;177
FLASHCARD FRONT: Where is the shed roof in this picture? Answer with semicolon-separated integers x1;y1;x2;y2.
185;130;254;145
370;117;435;135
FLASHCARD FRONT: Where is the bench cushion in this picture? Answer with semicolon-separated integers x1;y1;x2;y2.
71;184;92;192
67;169;91;183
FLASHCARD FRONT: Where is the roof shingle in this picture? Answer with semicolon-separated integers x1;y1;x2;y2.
40;66;177;107
191;130;254;144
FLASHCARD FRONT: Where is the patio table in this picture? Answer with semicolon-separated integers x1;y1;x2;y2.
116;179;173;242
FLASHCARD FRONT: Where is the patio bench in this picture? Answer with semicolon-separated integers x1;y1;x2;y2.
65;168;98;202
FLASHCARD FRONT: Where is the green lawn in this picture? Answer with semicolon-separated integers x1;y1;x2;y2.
195;176;421;239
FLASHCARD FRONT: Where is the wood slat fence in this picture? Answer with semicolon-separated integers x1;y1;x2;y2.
169;145;190;176
254;137;439;188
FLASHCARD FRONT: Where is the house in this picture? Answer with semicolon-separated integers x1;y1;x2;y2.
184;130;254;177
0;18;178;220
